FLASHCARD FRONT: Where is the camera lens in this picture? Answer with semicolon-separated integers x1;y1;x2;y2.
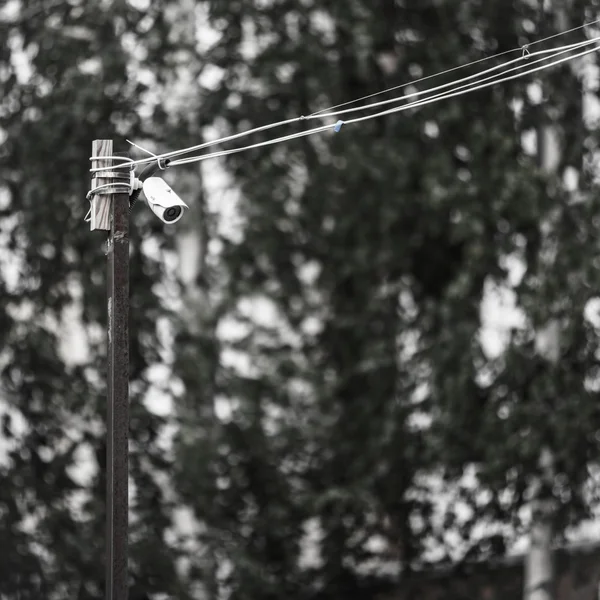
164;206;182;222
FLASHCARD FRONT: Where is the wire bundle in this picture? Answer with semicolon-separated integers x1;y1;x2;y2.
90;19;600;175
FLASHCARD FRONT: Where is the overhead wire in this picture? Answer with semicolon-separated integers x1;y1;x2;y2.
525;15;600;47
308;16;600;117
305;43;519;117
167;42;600;167
345;42;600;125
302;37;598;120
89;19;600;175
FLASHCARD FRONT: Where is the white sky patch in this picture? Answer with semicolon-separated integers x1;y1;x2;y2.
479;264;527;359
237;294;282;329
58;277;91;366
0;402;29;467
584;297;600;328
0;0;19;20
144;364;174;417
299;517;323;569
66;441;97;488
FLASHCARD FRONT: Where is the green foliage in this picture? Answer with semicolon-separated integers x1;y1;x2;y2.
0;0;191;597
172;0;600;598
3;0;600;599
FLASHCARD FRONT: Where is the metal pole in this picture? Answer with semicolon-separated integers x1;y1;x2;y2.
92;139;130;600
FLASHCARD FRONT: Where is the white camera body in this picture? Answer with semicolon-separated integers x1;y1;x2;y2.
142;177;189;224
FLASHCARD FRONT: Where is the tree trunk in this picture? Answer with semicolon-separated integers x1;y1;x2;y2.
524;1;571;598
524;446;555;600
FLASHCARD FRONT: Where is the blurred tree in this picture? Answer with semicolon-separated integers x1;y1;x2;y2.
171;0;600;599
0;0;194;598
3;0;600;599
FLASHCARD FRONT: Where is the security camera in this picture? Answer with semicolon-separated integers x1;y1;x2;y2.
142;177;188;224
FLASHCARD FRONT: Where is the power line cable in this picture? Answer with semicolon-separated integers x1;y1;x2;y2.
167;43;599;167
89;19;600;175
308;16;600;117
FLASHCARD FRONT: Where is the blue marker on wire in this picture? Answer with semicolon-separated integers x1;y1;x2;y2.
334;120;344;132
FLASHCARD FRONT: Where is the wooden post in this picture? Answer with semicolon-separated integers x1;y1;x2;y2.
91;139;131;600
91;140;117;231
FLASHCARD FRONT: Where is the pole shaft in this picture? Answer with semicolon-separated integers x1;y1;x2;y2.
95;140;130;600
